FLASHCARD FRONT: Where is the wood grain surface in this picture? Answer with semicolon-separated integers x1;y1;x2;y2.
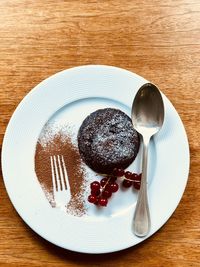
0;1;200;266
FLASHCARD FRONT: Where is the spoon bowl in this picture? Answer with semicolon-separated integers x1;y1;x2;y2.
132;83;164;237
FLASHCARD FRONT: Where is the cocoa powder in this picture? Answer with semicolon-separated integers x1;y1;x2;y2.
35;126;87;216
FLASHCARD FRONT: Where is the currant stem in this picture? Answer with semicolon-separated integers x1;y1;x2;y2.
102;177;112;189
119;176;141;182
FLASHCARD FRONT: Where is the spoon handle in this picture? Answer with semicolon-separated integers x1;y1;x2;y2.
133;135;151;237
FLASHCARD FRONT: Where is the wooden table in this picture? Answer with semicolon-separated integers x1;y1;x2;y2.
0;1;199;266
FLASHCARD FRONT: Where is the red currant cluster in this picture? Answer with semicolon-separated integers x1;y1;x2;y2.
88;168;142;207
88;177;119;207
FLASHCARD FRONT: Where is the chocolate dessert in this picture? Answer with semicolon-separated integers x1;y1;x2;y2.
78;108;140;174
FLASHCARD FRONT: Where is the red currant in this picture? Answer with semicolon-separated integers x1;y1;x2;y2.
131;173;138;181
110;182;119;192
99;198;108;206
100;177;108;187
105;183;111;191
124;171;132;180
90;181;100;192
113;168;124;177
91;189;100;196
133;181;141;190
102;189;112;198
122;179;133;188
88;195;97;203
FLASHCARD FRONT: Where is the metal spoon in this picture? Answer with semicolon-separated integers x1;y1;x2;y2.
131;83;164;237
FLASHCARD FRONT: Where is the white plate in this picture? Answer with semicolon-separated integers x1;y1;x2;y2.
1;65;190;254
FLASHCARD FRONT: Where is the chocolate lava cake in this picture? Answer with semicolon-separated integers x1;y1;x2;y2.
78;108;140;174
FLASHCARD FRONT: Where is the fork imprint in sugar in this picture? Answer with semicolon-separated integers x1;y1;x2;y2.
50;155;71;209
